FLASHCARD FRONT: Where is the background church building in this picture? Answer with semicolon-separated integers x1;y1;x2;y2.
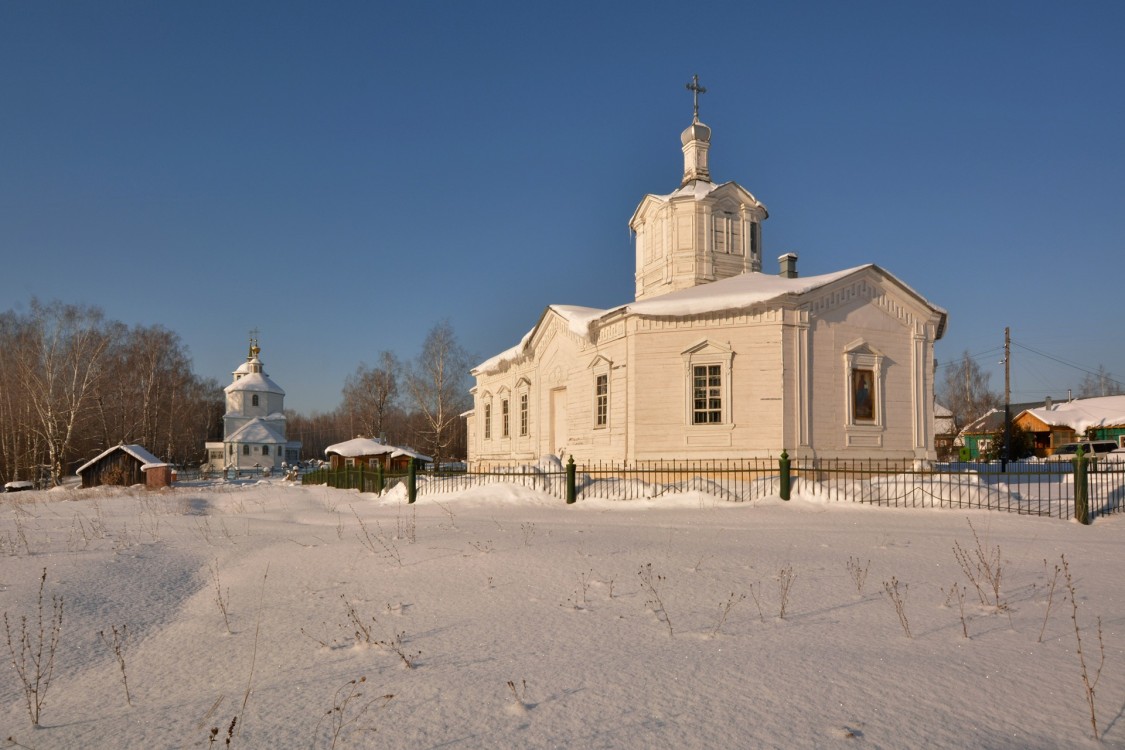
467;81;947;467
205;338;301;471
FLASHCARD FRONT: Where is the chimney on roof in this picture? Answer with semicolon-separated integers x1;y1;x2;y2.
779;252;798;279
1045;397;1053;410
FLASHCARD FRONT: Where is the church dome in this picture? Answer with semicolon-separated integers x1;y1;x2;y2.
681;119;711;146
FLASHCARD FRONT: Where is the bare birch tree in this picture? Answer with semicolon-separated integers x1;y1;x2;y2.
1077;365;1124;399
405;321;471;468
938;350;1000;430
341;351;400;440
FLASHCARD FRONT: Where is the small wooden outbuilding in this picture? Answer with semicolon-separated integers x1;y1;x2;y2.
324;437;431;473
77;444;172;489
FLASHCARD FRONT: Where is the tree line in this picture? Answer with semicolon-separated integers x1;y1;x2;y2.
0;302;473;486
0;300;224;486
289;321;473;470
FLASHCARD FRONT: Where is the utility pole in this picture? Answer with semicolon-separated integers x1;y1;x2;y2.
1002;327;1011;470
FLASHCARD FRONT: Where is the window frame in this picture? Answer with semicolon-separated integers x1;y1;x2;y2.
843;340;885;430
681;340;734;427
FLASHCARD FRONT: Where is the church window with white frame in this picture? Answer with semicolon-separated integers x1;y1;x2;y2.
501;398;510;438
483;402;492;440
519;392;529;436
682;340;733;426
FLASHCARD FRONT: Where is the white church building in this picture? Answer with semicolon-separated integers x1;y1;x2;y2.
467;83;947;468
205;339;301;471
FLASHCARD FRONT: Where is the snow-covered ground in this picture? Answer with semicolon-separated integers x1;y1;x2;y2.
1;479;1123;749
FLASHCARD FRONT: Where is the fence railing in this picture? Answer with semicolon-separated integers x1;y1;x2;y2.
298;454;1125;523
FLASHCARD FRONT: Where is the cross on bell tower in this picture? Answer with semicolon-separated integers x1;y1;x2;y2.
680;75;712;185
686;74;707;121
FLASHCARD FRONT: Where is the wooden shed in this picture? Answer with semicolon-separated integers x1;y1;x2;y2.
77;444;170;489
324;437;431;472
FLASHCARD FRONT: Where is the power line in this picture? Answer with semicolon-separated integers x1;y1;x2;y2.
1010;340;1125;391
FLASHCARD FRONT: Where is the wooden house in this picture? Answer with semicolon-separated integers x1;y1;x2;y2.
1015;395;1125;456
324;437;431;473
77;444;170;489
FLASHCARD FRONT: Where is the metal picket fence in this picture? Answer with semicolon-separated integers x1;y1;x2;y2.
300;454;1125;523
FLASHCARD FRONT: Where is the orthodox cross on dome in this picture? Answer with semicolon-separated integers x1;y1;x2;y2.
686;75;707;121
248;328;260;357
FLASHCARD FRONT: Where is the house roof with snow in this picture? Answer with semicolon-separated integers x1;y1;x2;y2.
77;444;164;475
474;265;947;375
1017;395;1125;435
324;437;432;462
325;437;395;457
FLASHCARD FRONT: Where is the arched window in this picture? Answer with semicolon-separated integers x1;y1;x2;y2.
252;394;259;407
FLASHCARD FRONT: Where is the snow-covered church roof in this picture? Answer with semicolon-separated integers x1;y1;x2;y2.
227;418;287;445
225;371;285;395
474;265;947;375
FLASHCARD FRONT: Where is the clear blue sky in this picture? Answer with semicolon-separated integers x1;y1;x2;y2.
3;1;1122;413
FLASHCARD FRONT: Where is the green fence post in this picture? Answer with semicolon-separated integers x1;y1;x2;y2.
358;465;365;493
779;450;791;501
407;460;417;504
375;463;384;494
1074;447;1090;524
566;455;576;504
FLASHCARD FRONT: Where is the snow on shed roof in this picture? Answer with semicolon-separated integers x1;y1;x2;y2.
1019;395;1125;435
77;444;163;475
324;437;431;462
325;437;395;457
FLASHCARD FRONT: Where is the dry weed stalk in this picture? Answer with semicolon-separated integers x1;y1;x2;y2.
1038;558;1061;643
208;716;237;746
846;556;870;594
952;518;1004;611
748;581;766;623
396;502;417;544
98;624;131;705
3;568;64;726
433;499;458;530
638;563;674;636
520;522;536;547
210;561;233;634
567;569;594;609
238;564;270;736
711;592;746;637
342;596;419;668
777;565;797;619
1061;554;1105;740
941;582;969;639
507;679;530;710
883;577;912;638
351;506;402;566
314;675;394;749
468;539;495;554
